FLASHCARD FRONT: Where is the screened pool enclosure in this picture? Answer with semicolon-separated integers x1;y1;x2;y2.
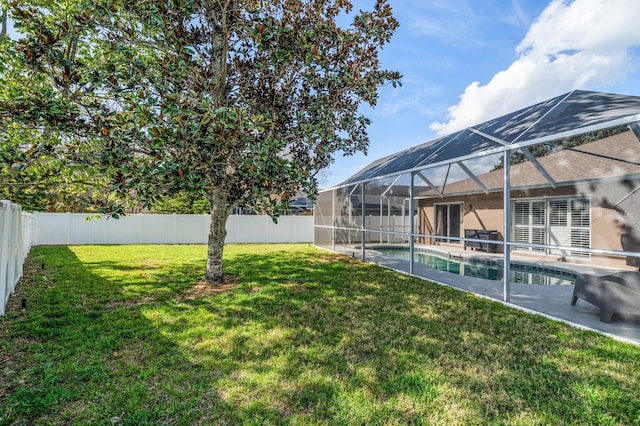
314;91;640;303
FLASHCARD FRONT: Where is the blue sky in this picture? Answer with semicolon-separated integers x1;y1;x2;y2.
322;0;640;189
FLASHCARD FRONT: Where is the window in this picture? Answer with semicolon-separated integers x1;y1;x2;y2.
513;197;590;258
548;200;570;256
513;202;530;250
513;200;546;252
570;199;591;257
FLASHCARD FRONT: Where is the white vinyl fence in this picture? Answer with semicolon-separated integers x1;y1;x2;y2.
32;213;313;246
0;201;33;316
1;210;311;315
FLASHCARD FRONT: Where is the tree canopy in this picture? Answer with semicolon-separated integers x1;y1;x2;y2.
1;0;401;282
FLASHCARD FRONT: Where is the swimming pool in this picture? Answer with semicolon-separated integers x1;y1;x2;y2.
372;246;576;285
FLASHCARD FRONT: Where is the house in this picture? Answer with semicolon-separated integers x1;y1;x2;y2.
314;90;640;271
417;129;640;269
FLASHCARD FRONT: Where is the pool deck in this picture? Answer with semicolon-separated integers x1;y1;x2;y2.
329;244;640;346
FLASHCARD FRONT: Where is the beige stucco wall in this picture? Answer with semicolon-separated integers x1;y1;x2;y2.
418;182;639;270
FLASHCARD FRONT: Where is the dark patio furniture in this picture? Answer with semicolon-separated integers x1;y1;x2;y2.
464;229;498;253
620;233;640;268
571;271;640;322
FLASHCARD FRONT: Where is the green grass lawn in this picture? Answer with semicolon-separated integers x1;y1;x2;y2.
1;244;639;425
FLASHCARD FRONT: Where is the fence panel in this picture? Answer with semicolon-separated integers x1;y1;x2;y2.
1;201;32;316
104;214;143;245
32;213;313;246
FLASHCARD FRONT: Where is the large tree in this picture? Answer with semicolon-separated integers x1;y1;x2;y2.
0;2;111;211
1;0;401;283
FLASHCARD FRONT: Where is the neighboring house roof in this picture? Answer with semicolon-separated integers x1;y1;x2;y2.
418;130;640;198
290;197;313;210
339;90;640;187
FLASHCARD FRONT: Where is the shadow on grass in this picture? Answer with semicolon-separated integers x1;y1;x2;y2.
2;245;640;424
1;246;244;424
152;248;640;424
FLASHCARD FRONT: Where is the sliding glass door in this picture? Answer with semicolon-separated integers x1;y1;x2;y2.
435;204;462;243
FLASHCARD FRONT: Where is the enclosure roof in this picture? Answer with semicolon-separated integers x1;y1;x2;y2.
417;131;640;198
339;90;640;187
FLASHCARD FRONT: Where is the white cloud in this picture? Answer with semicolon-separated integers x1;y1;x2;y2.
377;96;419;117
509;0;533;28
375;79;443;118
409;4;476;46
409;0;505;48
430;0;640;135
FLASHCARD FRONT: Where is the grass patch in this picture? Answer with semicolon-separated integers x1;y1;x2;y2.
1;243;639;424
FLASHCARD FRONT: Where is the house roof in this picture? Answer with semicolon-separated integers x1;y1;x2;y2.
418;130;640;197
339;90;640;188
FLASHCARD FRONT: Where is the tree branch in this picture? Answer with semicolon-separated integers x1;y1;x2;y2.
0;179;102;188
0;3;7;41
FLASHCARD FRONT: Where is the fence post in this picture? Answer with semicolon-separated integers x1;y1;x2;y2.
0;201;33;316
0;202;8;315
15;207;26;286
8;204;20;292
0;201;13;315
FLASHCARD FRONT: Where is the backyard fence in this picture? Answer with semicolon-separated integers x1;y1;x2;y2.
0;201;33;316
31;213;314;246
1;210;312;315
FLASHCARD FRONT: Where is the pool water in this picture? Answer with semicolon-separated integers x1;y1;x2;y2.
373;247;576;285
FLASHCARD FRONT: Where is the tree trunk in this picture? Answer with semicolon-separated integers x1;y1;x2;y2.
205;190;232;284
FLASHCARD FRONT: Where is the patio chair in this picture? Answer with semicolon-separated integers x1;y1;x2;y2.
620;233;640;268
571;271;640;322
